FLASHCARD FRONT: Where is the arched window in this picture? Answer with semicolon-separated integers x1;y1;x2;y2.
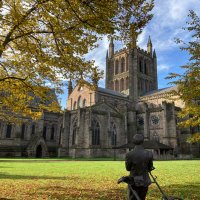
115;80;119;91
73;101;77;110
145;80;149;92
120;78;124;91
144;61;148;74
126;77;129;90
121;57;125;73
50;125;55;140
43;126;46;140
139;59;143;72
77;96;82;108
21;123;25;139
152;131;159;142
83;99;86;107
92;119;100;145
31;124;35;135
115;60;119;74
72;121;77;145
6;124;12;138
111;122;117;146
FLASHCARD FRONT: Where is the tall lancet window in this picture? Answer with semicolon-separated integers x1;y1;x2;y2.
21;123;26;139
72;121;77;145
83;99;86;107
77;96;82;108
73;101;77;110
111;122;117;146
6;124;12;138
120;78;124;91
115;60;119;74
91;119;100;145
126;77;129;90
121;57;125;73
115;80;119;91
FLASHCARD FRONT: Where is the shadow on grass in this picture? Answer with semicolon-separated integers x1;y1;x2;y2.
38;185;126;200
0;172;77;180
0;198;14;200
37;184;200;200
149;183;200;199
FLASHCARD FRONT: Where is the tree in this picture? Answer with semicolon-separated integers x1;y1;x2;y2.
0;0;154;122
167;10;200;143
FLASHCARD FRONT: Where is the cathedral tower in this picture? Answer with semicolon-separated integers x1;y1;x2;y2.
105;36;158;102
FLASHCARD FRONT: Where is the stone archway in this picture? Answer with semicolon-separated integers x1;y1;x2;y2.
36;145;43;158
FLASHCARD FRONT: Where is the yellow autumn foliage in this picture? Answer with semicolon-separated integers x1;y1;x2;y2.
0;0;154;122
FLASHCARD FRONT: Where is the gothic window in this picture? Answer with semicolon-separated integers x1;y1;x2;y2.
77;96;82;108
152;131;160;142
137;116;144;127
73;101;77;110
126;77;129;90
120;78;124;91
43;126;47;140
31;124;35;135
121;57;125;73
92;119;100;145
6;124;12;138
115;60;119;74
115;80;119;91
139;59;143;73
150;115;160;126
83;99;86;107
21;123;25;139
144;61;148;74
50;125;55;140
111;122;117;146
145;80;149;92
72;121;77;145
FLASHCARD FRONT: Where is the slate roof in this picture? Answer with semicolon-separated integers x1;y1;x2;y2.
97;87;128;98
141;86;178;97
113;140;173;150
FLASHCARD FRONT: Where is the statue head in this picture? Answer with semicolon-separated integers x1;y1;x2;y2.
133;134;144;145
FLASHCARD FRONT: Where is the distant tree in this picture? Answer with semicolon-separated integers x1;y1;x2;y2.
167;10;200;143
0;0;154;122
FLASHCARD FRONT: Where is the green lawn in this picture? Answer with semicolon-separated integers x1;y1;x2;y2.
0;159;199;200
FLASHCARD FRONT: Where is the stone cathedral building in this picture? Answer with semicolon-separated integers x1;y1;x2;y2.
0;37;199;158
59;37;199;158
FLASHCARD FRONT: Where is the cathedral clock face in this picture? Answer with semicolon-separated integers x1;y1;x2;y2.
151;115;160;126
137;116;144;126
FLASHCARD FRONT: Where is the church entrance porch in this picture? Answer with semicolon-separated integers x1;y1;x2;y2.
36;145;43;158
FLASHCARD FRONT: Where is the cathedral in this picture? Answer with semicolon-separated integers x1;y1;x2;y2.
0;37;199;158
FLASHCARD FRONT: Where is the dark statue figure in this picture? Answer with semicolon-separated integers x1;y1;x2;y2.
125;134;154;200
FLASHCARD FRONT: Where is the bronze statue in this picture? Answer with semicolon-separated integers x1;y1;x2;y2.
125;134;154;200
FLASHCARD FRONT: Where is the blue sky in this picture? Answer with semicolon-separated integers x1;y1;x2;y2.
59;0;200;109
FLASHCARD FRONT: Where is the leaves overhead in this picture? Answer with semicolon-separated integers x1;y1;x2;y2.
0;0;154;122
166;10;200;143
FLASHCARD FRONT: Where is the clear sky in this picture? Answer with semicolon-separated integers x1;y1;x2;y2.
59;0;200;109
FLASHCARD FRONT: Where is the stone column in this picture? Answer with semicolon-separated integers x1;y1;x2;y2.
58;110;70;157
127;106;137;143
144;104;150;140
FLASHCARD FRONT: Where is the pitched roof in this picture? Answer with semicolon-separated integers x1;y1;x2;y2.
140;86;178;98
97;87;128;98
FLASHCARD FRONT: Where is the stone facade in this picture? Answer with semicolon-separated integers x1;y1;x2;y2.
0;37;199;158
62;37;200;158
0;112;62;157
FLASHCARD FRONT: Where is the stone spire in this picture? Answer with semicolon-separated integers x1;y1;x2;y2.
153;49;157;58
108;37;114;59
147;36;152;55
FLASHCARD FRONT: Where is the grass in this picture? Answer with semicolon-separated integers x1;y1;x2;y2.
0;159;199;200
